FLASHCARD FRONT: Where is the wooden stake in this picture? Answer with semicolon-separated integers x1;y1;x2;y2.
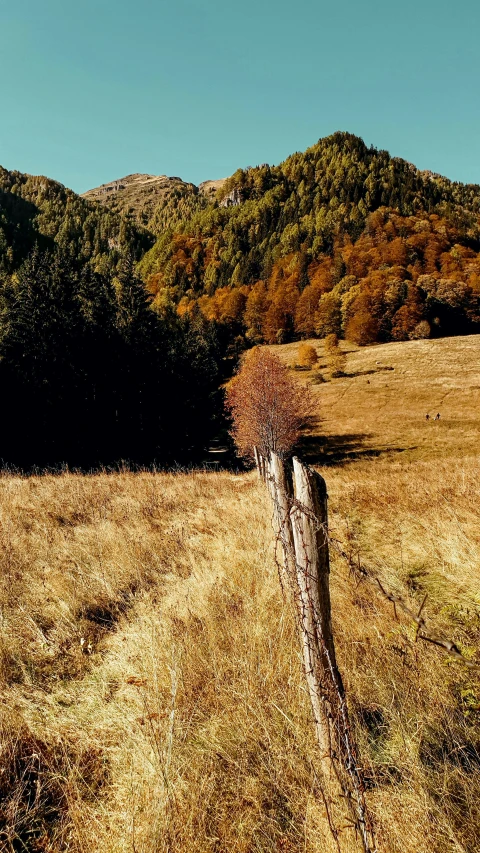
269;453;296;582
253;446;262;480
289;456;340;775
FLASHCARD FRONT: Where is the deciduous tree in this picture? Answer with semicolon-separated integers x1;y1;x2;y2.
297;342;318;368
226;348;311;459
323;333;347;377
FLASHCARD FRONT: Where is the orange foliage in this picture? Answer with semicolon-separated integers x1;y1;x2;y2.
170;208;480;347
297;342;318;368
295;282;323;337
225;348;310;459
244;281;268;341
307;258;334;293
315;292;342;337
391;287;424;340
169;234;205;285
262;284;299;343
199;286;248;324
262;256;301;343
145;272;165;297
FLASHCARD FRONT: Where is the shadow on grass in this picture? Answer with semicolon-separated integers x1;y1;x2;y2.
343;366;395;378
296;432;414;466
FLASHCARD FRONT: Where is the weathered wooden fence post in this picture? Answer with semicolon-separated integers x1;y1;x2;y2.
261;451;374;853
267;452;296;582
253;446;263;481
289;457;374;853
289;457;339;774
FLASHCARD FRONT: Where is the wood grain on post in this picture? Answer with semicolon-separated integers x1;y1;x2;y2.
269;452;296;581
289;456;340;775
253;446;262;480
289;458;371;853
258;451;267;482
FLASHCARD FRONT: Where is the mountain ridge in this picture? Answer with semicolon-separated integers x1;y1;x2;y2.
0;164;152;274
3;130;480;349
135;131;480;347
82;172;228;234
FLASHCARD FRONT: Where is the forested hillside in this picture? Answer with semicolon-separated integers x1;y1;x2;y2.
139;132;480;346
0;167;152;275
0;168;223;467
2;130;480;466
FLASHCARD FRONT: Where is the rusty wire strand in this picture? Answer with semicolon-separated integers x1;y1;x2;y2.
262;456;376;853
328;535;479;668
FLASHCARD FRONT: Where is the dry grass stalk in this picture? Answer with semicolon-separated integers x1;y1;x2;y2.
1;335;480;851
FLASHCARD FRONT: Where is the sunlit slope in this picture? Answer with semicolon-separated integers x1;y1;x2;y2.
2;338;480;852
272;335;480;462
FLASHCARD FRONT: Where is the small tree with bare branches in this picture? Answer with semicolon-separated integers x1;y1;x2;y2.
226;347;311;460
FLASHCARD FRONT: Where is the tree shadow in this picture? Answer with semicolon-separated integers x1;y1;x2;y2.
296;432;414;466
343;366;395;378
0;189;53;265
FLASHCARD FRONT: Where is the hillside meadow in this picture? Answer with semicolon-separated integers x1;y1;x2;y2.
272;334;480;462
1;336;480;852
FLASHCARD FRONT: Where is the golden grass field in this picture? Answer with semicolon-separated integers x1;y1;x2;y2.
272;334;480;462
2;336;480;852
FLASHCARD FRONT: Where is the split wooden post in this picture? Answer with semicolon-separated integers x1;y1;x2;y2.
268;452;296;581
289;457;341;777
258;448;374;852
289;456;373;853
253;446;263;480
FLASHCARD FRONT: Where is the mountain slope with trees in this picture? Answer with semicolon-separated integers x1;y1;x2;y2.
83;173;227;235
138;131;480;346
2;130;480;466
0;167;152;276
0;166;226;468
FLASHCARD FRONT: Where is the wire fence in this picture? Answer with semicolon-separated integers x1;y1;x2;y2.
329;533;478;667
257;448;375;853
255;446;478;853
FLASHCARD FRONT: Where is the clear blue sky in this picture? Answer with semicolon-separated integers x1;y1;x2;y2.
1;0;479;193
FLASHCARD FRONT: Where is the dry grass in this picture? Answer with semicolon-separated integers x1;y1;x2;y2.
271;334;480;462
0;470;330;852
1;336;480;851
326;455;480;853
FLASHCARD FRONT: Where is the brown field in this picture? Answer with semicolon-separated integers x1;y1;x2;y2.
2;336;480;852
270;334;480;463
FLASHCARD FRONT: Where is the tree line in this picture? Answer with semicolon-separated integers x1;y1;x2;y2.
0;248;221;468
162;208;480;347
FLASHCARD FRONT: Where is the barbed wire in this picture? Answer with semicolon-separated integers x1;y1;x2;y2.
328;535;479;668
266;457;479;668
264;458;376;853
259;448;480;853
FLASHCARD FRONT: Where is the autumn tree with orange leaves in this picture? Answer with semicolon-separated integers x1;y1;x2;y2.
226;348;311;460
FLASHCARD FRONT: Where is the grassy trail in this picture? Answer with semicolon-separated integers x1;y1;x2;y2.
2;337;480;852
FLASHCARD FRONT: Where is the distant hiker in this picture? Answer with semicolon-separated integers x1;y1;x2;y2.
435;413;441;420
425;413;430;420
